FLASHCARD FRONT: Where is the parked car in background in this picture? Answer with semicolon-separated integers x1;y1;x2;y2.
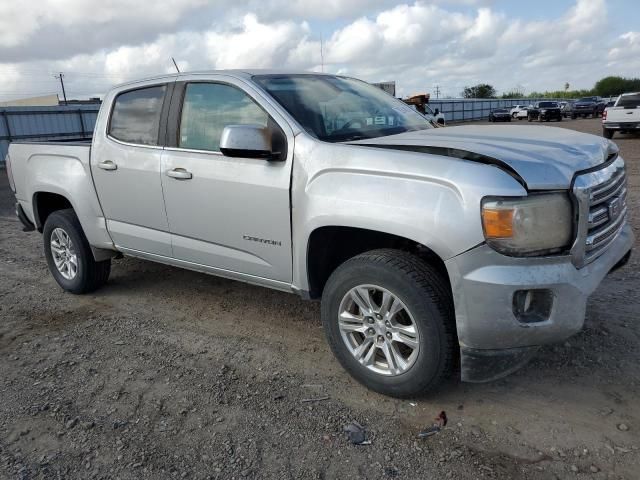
488;108;511;122
6;70;634;397
515;107;529;120
510;105;528;118
562;100;575;118
572;96;604;118
602;92;640;139
528;101;563;122
424;104;446;126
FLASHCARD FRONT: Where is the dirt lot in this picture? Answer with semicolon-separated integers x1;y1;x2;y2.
0;118;638;480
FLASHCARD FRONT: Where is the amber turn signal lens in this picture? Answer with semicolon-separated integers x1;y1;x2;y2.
482;208;514;238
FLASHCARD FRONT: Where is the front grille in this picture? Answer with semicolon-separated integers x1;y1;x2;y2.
571;154;628;267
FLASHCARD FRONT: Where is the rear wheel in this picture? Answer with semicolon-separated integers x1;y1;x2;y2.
603;128;614;139
321;249;456;398
43;209;111;294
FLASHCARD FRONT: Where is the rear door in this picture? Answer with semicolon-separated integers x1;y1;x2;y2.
92;82;174;256
160;75;294;283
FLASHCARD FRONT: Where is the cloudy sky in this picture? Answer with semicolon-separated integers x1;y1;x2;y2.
0;0;638;101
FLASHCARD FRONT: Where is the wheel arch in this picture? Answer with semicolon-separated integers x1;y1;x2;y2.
305;225;449;300
32;190;74;231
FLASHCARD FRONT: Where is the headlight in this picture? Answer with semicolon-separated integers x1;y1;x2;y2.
481;193;573;256
540;109;547;113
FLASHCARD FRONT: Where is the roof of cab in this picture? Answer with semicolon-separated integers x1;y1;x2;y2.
112;69;332;89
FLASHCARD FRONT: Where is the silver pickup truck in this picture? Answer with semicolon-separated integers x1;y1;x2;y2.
6;71;633;397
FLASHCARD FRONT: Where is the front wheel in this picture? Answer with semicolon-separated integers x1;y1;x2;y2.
43;209;111;294
321;249;456;398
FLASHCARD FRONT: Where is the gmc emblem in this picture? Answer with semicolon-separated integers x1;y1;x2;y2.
607;197;621;220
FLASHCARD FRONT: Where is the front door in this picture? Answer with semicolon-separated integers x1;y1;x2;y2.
160;78;293;282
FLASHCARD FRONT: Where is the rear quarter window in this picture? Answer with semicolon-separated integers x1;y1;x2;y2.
617;94;640;108
109;85;167;145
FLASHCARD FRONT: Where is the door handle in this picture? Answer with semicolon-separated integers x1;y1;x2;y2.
166;168;193;180
97;160;117;171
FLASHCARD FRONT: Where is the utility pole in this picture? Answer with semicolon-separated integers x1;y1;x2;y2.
434;85;441;99
54;72;67;105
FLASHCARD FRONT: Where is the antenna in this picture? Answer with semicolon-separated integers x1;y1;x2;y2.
171;57;180;73
320;33;324;73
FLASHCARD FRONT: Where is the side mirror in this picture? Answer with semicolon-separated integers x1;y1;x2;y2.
434;108;440;115
220;125;279;160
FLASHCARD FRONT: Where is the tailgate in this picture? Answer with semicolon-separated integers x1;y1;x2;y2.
606;107;640;122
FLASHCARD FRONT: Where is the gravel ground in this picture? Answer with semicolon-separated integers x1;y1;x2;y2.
0;118;638;480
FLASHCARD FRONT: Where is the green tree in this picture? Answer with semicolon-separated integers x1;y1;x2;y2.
594;76;640;97
463;84;496;98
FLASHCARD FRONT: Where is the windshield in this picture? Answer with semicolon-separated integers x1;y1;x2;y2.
253;74;432;142
539;102;558;108
578;97;597;102
617;94;640;108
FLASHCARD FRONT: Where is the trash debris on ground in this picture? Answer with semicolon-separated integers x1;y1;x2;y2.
344;421;371;445
417;411;448;439
301;395;330;403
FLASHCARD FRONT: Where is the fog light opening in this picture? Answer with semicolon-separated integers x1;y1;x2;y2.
513;289;554;324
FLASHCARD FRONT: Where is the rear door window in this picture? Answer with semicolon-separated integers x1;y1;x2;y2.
109;85;167;145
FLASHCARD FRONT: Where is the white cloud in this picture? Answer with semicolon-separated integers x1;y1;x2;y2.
0;0;638;101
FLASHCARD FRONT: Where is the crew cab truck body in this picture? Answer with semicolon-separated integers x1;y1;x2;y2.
602;92;640;139
527;101;563;122
572;96;605;119
6;71;634;397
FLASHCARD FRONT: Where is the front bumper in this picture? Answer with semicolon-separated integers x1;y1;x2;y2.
540;111;562;119
445;224;634;381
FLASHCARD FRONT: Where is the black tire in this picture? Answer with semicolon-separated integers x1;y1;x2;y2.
43;209;111;294
603;128;614;139
571;114;577;119
527;116;532;122
558;116;562;121
321;249;456;398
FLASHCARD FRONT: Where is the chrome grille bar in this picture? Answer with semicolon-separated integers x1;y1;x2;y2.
570;154;627;268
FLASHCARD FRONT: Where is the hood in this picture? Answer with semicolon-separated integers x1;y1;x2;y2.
349;125;615;190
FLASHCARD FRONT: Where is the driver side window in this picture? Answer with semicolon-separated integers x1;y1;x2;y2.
179;83;268;152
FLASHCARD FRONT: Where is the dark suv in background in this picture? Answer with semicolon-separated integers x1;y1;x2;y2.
571;96;606;118
527;101;563;122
